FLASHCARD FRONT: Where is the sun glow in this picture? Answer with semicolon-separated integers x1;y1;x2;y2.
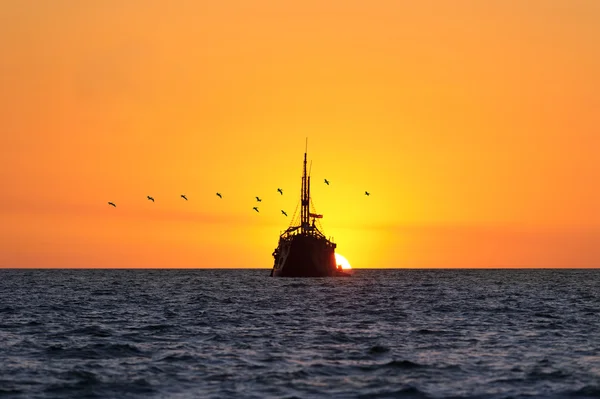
335;253;352;269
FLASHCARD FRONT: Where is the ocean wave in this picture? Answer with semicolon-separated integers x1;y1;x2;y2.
569;385;600;397
46;343;145;359
63;325;114;338
1;269;599;399
357;359;425;371
368;345;390;354
357;386;430;398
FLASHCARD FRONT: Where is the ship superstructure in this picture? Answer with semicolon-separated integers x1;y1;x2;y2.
271;147;346;277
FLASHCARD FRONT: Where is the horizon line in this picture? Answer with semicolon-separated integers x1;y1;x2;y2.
1;267;598;270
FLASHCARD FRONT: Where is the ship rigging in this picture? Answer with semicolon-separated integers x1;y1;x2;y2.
271;144;349;277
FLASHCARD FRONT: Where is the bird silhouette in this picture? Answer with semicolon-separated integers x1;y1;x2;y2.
108;202;116;207
324;179;329;185
277;188;283;195
181;195;188;200
216;193;222;198
281;210;287;216
253;206;259;212
365;191;370;196
147;196;154;202
256;196;262;202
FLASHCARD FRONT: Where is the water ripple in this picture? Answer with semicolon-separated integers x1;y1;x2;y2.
0;269;599;398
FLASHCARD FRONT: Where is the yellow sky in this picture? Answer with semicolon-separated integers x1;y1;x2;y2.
1;0;599;267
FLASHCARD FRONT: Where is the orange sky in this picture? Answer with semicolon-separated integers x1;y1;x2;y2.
1;0;599;268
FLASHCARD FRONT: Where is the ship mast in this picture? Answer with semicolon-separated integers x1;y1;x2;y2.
301;138;310;233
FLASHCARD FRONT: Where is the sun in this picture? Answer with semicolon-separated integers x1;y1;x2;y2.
334;253;352;269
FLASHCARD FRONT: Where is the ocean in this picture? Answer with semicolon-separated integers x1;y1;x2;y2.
0;269;598;398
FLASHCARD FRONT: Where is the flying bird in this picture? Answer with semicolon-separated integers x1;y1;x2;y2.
281;210;287;216
181;195;188;200
216;193;222;198
256;196;262;202
365;191;370;196
324;179;329;185
277;188;283;195
147;196;154;202
253;206;259;212
108;202;116;207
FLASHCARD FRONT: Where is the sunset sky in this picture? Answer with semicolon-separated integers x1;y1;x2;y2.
1;0;598;268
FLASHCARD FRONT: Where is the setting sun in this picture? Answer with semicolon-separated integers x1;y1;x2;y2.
334;253;352;270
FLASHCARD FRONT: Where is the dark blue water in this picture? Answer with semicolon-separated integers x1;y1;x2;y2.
1;269;599;398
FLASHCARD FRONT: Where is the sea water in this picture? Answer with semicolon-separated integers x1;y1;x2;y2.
0;269;599;398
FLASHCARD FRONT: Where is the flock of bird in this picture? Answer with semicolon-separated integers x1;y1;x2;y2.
107;180;370;215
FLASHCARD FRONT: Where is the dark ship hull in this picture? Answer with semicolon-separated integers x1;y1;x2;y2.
271;234;337;277
271;144;350;277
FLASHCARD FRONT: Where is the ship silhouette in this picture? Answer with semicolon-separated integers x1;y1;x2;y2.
271;145;349;277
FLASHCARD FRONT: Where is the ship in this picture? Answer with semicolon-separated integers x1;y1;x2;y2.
270;146;350;277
